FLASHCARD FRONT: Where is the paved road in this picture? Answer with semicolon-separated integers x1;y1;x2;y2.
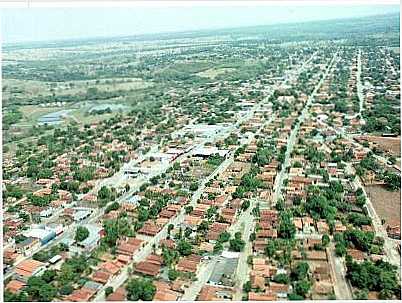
346;49;365;121
273;52;338;203
232;199;256;300
356;49;364;118
327;243;353;300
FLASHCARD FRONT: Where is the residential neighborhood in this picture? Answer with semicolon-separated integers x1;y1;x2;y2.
2;6;401;302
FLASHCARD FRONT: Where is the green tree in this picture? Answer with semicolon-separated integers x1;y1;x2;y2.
177;240;192;256
321;234;330;247
229;232;246;252
278;211;296;239
294;279;311;297
126;278;156;301
273;273;290;284
75;226;89;242
291;262;309;281
105;287;114;298
218;231;231;243
168;269;179;281
265;241;276;258
243;281;252;293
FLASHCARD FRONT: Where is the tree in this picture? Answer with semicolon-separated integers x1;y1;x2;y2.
335;243;347;257
218;231;231;243
294;279;311;297
177;240;192;256
168;269;179;281
75;226;89;242
278;211;296;239
265;240;276;258
105;287;114;298
126;278;156;301
214;242;223;254
4;291;28;302
59;284;73;296
189;182;199;191
42;269;57;283
379;289;394;300
167;223;174;235
354;290;368;300
185;206;193;214
273;273;290;284
162;247;179;266
26;276;57;302
229;232;246;252
321;234;330;247
346;259;399;296
383;171;401;191
291;262;309;281
288;293;304;300
105;201;119;214
243;281;252;293
241;200;251;211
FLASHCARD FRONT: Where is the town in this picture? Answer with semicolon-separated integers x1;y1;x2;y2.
2;11;401;302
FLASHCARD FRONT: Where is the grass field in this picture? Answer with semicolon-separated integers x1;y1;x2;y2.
197;67;235;79
3;77;152;103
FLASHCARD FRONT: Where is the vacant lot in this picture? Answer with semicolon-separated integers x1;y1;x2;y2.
363;136;401;156
365;184;401;225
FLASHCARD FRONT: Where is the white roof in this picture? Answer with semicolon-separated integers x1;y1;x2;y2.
24;228;54;240
48;255;62;264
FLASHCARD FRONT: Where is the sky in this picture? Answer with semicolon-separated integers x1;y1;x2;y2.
0;4;400;44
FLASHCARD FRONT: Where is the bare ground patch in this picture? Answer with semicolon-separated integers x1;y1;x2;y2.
361;136;401;156
365;184;401;225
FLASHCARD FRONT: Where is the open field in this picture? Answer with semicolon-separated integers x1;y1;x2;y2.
365;184;401;225
197;67;236;79
364;136;401;156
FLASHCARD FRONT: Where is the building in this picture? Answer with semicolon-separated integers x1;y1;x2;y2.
76;224;103;252
15;237;41;256
208;254;239;287
23;227;56;245
14;259;46;281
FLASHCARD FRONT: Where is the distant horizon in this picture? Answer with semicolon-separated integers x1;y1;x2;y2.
1;5;400;45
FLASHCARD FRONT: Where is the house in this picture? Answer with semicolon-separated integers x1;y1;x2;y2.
24;227;56;245
91;270;111;284
347;249;365;261
314;281;333;295
116;237;144;258
267;282;289;298
197;285;233;300
15;237;41;256
106;287;126;301
176;254;202;273
5;280;26;294
160;239;175;249
134;261;161;277
248;291;277;301
138;221;162;236
65;287;97;302
98;261;122;276
4;249;23;265
199;242;214;253
250;274;265;289
153;281;180;301
14;259;46;281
